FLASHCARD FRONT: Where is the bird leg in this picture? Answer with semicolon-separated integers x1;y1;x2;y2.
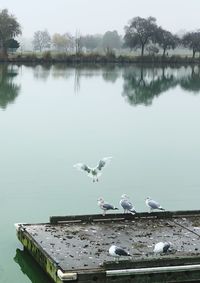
115;257;119;263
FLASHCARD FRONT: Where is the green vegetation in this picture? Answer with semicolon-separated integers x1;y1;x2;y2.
6;52;200;64
182;32;200;58
155;27;179;56
124;17;158;57
0;64;20;108
0;9;21;58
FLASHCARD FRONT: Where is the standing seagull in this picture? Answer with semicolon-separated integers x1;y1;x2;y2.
97;197;118;216
120;194;136;214
154;242;171;254
145;197;165;213
73;157;112;182
109;245;131;261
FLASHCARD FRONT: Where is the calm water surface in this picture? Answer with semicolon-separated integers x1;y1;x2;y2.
0;64;200;282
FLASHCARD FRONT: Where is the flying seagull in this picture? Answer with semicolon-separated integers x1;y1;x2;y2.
109;245;131;261
73;157;112;182
97;197;118;216
120;194;136;214
154;242;172;254
145;197;165;213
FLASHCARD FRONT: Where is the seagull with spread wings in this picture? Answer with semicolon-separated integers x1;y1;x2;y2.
73;157;112;182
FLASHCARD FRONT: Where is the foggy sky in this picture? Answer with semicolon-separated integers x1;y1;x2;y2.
1;0;199;37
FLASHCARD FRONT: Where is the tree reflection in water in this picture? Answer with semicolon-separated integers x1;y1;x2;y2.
102;65;121;83
0;64;20;109
180;65;200;93
32;64;51;81
122;65;200;106
1;64;199;110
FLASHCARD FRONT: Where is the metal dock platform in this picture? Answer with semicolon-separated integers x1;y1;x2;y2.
15;210;200;283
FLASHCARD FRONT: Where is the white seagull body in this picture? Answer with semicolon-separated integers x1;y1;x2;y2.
154;242;171;254
109;245;130;260
97;197;118;216
73;157;112;182
120;194;136;214
145;197;165;213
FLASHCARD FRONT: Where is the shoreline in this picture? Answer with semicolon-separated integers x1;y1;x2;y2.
1;54;200;65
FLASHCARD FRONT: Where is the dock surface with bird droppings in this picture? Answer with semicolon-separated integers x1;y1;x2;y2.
16;210;200;283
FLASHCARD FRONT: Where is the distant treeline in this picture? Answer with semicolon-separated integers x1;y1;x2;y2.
1;9;200;61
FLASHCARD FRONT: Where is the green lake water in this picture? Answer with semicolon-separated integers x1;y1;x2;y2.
0;63;200;282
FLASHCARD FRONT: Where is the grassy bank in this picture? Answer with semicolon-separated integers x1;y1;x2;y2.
1;52;200;65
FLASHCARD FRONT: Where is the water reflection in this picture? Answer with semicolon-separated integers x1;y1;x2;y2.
41;64;199;103
14;249;50;283
33;64;51;81
52;64;73;79
122;65;200;106
102;65;121;83
73;66;121;92
1;64;200;109
30;64;121;89
180;66;200;93
0;64;20;109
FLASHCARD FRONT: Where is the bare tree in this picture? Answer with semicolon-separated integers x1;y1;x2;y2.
32;30;51;52
75;30;82;54
52;33;75;52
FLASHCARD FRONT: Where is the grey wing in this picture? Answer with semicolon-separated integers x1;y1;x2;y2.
163;243;170;253
148;199;160;209
97;157;112;171
73;163;91;173
115;247;129;256
102;203;115;210
120;199;133;210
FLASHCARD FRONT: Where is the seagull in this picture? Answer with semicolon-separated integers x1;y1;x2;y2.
109;245;131;261
154;242;172;254
73;157;112;182
145;197;165;213
120;194;136;214
97;197;118;216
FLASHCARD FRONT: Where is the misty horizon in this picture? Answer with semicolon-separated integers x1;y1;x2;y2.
1;0;200;38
